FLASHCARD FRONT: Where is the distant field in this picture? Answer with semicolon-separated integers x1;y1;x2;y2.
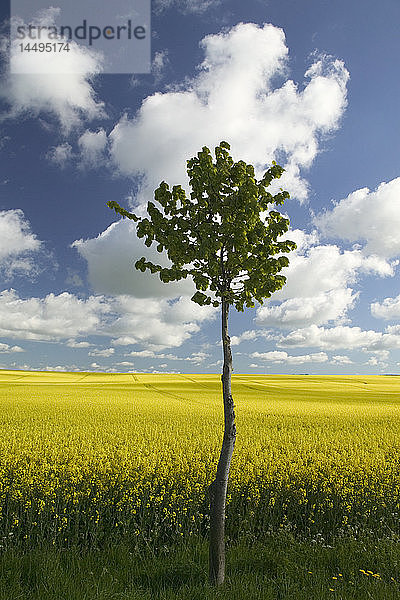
0;370;399;550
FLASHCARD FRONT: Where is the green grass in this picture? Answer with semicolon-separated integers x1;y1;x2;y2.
1;536;400;599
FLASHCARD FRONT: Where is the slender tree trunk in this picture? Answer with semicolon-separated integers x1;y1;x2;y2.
209;297;236;586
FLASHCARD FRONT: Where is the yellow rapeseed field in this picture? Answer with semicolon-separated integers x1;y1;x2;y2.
0;370;399;549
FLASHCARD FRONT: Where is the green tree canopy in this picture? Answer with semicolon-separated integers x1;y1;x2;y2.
108;141;296;311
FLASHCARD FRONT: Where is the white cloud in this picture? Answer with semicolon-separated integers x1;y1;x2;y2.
152;50;169;82
271;241;394;302
0;342;24;353
165;296;215;324
126;349;158;357
0;289;109;341
124;349;208;364
251;350;287;362
46;143;74;167
368;350;390;361
255;229;393;329
0;210;41;259
0;209;44;278
366;356;378;366
72;219;195;298
66;339;91;348
88;347;115;357
65;270;84;288
367;335;400;352
185;351;209;364
109;23;348;204
207;359;223;368
78;129;108;167
371;294;400;320
148;368;181;374
42;364;85;373
113;337;138;346
256;288;358;329
331;355;353;365
153;0;221;14
386;325;400;335
366;355;388;369
280;228;319;252
108;294;216;350
44;365;69;372
116;361;135;367
131;51;170;88
278;324;400;352
0;288;216;350
230;330;258;346
251;350;328;364
2;10;106;131
278;325;375;349
314;178;400;259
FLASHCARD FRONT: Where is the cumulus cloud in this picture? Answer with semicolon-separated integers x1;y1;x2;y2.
229;330;274;346
78;129;108;167
109;22;348;204
123;349;209;364
116;361;135;367
44;365;75;372
257;289;358;329
278;324;400;352
0;289;109;341
2;9;106;131
366;355;388;369
108;294;216;349
0;209;45;278
185;351;210;364
0;289;216;350
251;350;328;364
0;210;41;259
386;325;400;335
368;349;390;360
255;229;393;329
331;355;353;365
72;219;195;298
314;178;400;259
230;330;258;346
371;294;400;320
88;347;115;357
66;339;91;348
46;143;74;167
65;269;84;288
0;342;24;353
126;349;158;357
270;238;394;302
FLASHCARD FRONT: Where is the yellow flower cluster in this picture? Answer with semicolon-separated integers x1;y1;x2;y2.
0;371;399;548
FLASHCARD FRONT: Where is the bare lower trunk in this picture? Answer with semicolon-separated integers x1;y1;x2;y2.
209;297;236;586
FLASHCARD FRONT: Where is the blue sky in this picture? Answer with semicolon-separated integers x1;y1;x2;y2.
1;0;400;374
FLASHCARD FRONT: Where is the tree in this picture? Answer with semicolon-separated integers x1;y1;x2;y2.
108;141;296;586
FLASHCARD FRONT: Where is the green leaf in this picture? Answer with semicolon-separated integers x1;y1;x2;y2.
108;141;296;317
